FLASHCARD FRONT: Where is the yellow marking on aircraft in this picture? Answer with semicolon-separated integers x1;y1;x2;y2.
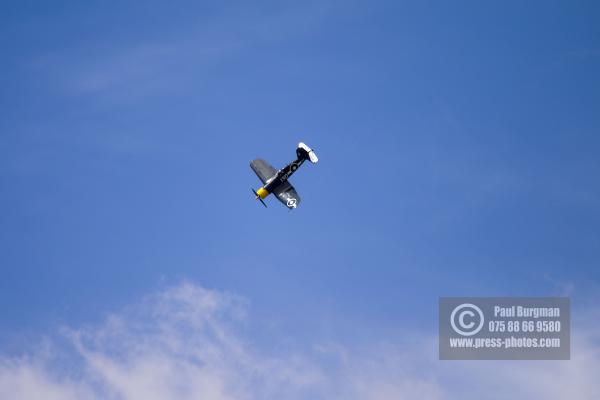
256;187;269;199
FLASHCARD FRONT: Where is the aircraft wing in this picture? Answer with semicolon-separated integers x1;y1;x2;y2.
250;158;277;184
273;181;301;209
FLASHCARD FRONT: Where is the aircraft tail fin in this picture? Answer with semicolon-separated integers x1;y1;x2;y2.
297;142;318;164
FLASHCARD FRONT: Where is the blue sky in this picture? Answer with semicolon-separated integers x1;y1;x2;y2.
1;1;600;398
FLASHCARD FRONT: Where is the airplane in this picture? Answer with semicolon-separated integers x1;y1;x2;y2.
250;142;318;209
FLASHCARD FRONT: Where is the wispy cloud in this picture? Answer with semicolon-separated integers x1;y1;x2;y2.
36;3;335;103
1;282;598;399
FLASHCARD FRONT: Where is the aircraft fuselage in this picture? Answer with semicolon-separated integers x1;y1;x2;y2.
256;154;306;199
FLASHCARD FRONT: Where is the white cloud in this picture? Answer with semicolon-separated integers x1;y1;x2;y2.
0;282;598;399
0;360;94;400
37;3;336;102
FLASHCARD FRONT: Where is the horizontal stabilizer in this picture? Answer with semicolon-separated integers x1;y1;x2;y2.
297;142;318;164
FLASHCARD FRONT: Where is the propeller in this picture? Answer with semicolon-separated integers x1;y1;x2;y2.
251;188;267;208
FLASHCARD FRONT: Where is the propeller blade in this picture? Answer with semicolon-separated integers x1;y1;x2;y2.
251;188;267;208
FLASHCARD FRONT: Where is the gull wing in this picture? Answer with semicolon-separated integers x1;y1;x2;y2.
273;181;301;209
250;159;277;184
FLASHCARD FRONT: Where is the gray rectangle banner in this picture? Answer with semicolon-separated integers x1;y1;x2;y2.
439;297;570;360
